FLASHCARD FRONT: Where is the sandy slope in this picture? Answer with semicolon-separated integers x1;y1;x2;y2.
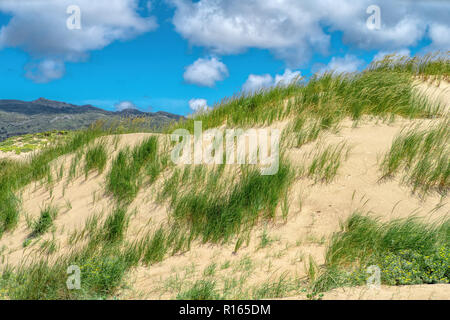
115;118;448;300
414;79;450;112
0;81;448;300
284;284;449;300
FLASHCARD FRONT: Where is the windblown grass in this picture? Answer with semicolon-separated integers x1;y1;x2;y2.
84;143;108;178
0;188;21;236
369;52;450;80
0;53;448;300
312;212;449;294
0;122;107;236
380;119;449;196
31;205;58;237
0;244;135;299
106;136;159;203
165;160;293;243
176;280;221;300
305;142;350;183
102;206;129;243
167;53;448;135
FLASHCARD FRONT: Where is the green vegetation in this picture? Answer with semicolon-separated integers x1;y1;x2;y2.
176;280;221;300
106;136;159;203
252;274;303;299
0;130;70;155
0;53;448;300
369;52;450;80
102;206;129;243
312;212;449;294
172;272;305;300
31;205;58;237
0;122;106;236
305;142;350;183
0;245;133;299
141;227;171;265
0;189;20;236
167;54;446;136
381;119;449;196
167;161;293;243
84;143;108;177
259;228;274;249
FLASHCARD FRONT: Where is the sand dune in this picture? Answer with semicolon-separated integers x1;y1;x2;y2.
0;80;448;300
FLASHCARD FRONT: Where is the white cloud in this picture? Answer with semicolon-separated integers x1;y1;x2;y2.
372;49;411;62
428;23;450;49
0;0;157;82
183;57;229;87
169;0;450;67
317;54;365;74
242;68;301;92
242;74;274;92
274;69;302;86
115;101;138;111
188;98;209;112
25;59;66;83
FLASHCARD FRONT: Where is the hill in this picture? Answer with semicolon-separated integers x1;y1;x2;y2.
0;98;183;142
0;54;448;300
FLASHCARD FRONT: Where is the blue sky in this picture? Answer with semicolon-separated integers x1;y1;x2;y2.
0;0;448;115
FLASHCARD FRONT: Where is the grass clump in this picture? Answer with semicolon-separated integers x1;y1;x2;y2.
306;142;350;183
140;225;190;265
0;123;106;237
142;227;169;265
1;246;133;299
84;143;108;177
102;206;128;243
176;280;222;300
31;205;58;237
107;136;159;203
77;254;129;297
0;190;20;236
259;228;274;249
380;119;449;196
312;212;449;294
252;274;303;299
169;160;293;243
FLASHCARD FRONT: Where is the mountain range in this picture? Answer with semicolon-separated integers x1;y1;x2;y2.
0;98;183;141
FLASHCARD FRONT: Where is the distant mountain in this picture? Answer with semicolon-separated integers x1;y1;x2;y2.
0;98;183;141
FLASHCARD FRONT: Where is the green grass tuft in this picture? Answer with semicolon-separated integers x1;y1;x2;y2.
31;205;58;237
381;119;449;196
312;212;449;294
84;143;108;177
107;136;159;203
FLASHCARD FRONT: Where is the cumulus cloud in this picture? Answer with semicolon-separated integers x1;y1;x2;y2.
0;0;157;82
114;101;138;111
242;68;301;92
183;57;229;87
317;54;365;74
428;23;450;49
274;69;302;86
188;98;209;112
242;74;274;92
372;48;411;62
25;59;66;83
169;0;450;67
